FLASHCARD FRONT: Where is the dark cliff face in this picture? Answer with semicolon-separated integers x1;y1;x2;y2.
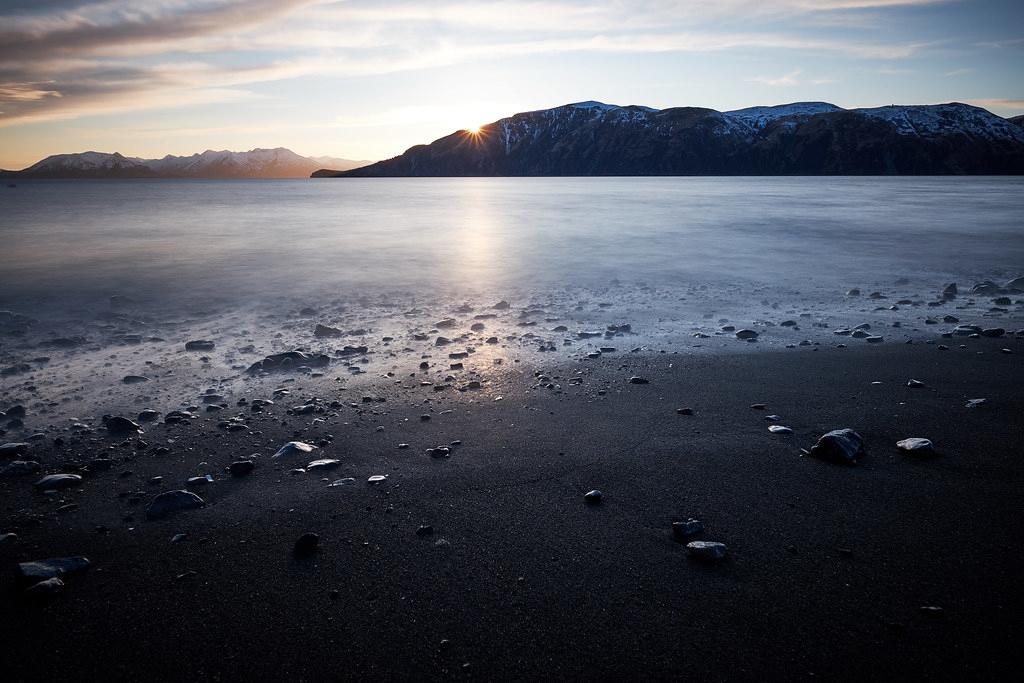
326;101;1024;177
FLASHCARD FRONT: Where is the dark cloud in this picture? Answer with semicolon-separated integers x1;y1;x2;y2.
0;0;314;61
0;0;315;124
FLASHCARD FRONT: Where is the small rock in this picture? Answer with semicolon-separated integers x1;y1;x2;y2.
583;489;603;504
17;556;90;584
104;415;142;435
672;518;703;539
686;541;727;561
294;533;319;557
228;460;255;476
896;438;936;456
34;473;83;490
272;441;316;459
146;490;205;519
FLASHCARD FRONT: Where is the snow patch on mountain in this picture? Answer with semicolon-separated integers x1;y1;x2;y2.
853;103;1024;141
725;102;843;129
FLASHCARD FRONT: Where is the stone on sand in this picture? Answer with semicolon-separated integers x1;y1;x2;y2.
809;428;865;464
272;441;317;459
34;473;82;490
17;556;91;584
686;541;727;561
146;490;205;520
897;438;936;456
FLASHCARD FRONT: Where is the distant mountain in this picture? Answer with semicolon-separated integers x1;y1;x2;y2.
2;148;371;179
315;101;1024;177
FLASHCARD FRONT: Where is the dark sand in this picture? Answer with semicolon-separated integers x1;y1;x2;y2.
2;339;1023;681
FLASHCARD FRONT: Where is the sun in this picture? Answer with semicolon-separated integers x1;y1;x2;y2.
466;125;481;135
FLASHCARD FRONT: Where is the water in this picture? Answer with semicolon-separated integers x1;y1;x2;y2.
1;177;1022;312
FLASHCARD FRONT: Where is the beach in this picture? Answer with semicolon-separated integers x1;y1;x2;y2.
2;282;1022;681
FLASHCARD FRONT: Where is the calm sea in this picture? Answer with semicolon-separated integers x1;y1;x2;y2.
1;177;1022;311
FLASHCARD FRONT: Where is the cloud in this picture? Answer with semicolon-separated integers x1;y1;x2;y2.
0;0;957;128
747;69;834;87
750;69;804;86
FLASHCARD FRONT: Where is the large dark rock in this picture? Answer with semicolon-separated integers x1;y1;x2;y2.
809;428;865;464
246;351;330;374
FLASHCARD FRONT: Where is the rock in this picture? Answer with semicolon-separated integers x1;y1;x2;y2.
435;318;457;328
272;441;316;459
768;425;793;434
184;340;215;351
293;533;319;557
306;458;341;471
965;398;988;408
942;283;957;298
906;379;925;388
897;438;936;456
34;473;82;490
367;474;388;484
25;576;64;597
187;475;214;487
672;518;703;539
17;556;90;584
809;428;864;464
314;324;343;338
228;460;255;476
865;336;884;343
493;300;510;309
0;460;41;476
146;490;205;519
676;407;693;415
122;375;149;384
980;328;1005;338
416;525;434;537
104;415;142;435
953;325;982;336
846;289;860;296
138;409;160;422
1004;276;1024;291
686;541;727;561
628;376;649;384
583;489;603;504
735;329;758;340
0;442;29;458
247;351;330;374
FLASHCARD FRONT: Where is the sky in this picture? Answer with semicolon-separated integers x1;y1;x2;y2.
0;0;1022;169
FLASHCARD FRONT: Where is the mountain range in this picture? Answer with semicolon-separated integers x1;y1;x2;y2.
315;101;1024;177
2;148;370;179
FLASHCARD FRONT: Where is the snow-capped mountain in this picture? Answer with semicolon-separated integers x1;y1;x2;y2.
319;101;1024;177
4;148;371;178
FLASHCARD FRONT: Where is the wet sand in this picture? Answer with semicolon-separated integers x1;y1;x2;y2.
2;321;1023;680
